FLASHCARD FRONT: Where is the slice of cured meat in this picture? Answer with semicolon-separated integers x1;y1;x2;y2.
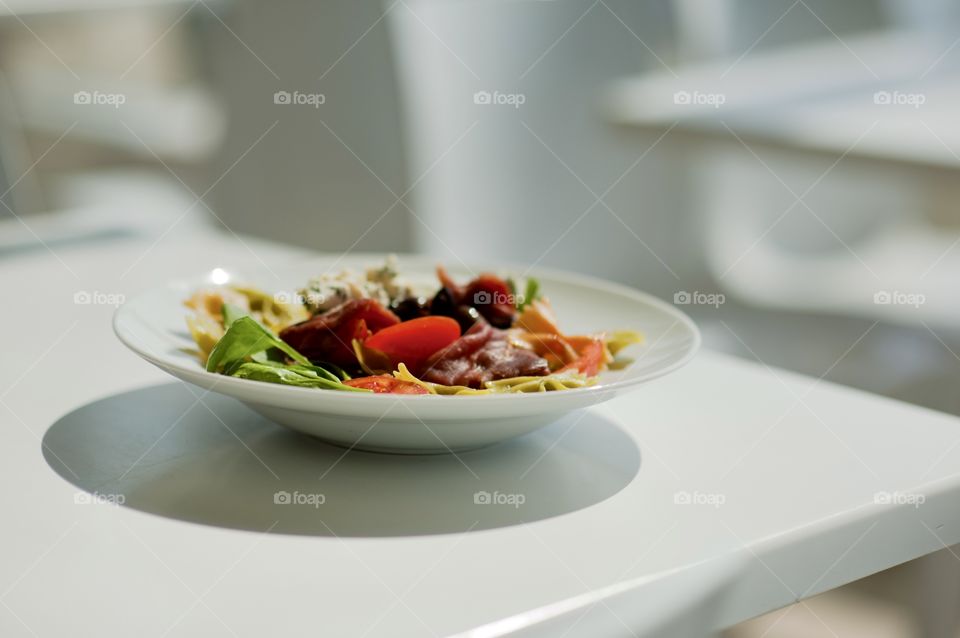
419;320;549;388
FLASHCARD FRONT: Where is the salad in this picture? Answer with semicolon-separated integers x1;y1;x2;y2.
184;258;643;395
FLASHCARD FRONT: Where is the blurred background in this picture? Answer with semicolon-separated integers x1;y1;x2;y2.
2;0;960;635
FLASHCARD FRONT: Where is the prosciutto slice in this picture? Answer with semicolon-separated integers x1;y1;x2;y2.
419;320;549;388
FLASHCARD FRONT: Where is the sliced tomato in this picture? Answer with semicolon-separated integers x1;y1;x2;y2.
560;339;606;377
343;375;429;394
364;316;461;372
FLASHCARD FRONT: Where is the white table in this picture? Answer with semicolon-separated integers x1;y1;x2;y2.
4;222;960;637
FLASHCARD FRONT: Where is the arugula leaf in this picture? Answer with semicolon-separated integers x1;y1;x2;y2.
230;362;368;391
517;278;540;312
255;359;342;383
206;316;310;373
222;302;249;328
315;361;352;381
219;303;269;362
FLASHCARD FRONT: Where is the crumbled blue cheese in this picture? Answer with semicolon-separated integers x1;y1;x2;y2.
299;256;413;314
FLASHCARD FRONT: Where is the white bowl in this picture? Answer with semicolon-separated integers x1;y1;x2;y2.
113;256;699;453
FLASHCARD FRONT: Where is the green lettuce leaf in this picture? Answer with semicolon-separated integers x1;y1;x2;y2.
229;362;367;391
206;316;310;373
517;278;540;312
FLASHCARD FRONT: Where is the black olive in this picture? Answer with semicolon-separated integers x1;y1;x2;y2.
452;305;481;332
391;296;430;321
480;305;514;329
429;288;481;331
429;288;457;316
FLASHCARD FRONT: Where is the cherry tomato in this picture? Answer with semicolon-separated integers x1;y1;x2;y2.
364;316;461;372
343;375;429;394
560;339;606;376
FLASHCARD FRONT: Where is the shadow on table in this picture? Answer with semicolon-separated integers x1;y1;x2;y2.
42;383;641;537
